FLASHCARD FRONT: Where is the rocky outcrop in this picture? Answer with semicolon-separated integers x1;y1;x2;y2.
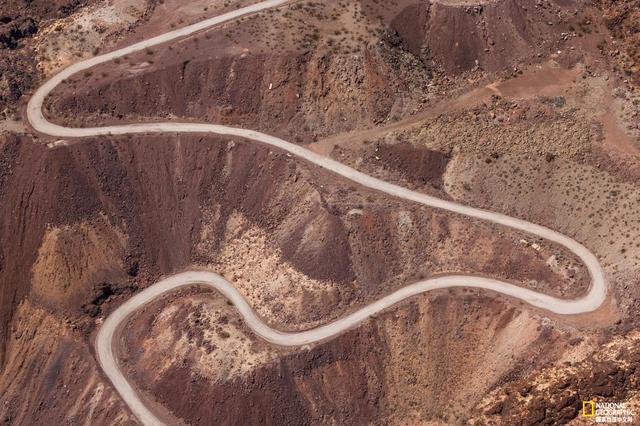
596;0;640;85
0;0;85;22
122;290;573;425
48;44;427;141
363;0;592;73
0;17;38;50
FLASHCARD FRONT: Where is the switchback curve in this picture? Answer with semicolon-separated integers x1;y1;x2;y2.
26;1;607;425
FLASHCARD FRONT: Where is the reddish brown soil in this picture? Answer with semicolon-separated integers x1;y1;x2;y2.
478;332;640;425
46;46;406;142
0;0;92;116
121;290;578;425
1;0;638;423
0;300;132;425
595;0;640;86
44;0;609;142
371;142;450;188
0;0;87;21
0;130;588;422
360;0;599;73
0;131;583;323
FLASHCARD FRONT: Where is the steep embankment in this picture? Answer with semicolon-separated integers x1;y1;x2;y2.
363;0;593;73
0;0;87;116
44;0;600;145
46;46;426;141
120;288;578;425
0;131;586;423
42;0;430;140
2;0;620;423
595;0;640;86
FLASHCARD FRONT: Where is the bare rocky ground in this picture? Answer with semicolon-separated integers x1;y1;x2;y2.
0;0;639;424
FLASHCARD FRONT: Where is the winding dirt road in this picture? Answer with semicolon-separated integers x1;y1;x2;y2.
26;1;607;425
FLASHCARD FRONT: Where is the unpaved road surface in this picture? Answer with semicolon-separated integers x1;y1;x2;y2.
27;1;607;425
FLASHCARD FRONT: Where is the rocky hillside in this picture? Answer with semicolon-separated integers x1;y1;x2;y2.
1;0;639;424
0;0;87;117
0;130;586;423
364;0;599;73
595;0;640;85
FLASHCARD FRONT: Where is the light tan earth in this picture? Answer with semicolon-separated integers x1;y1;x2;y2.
34;0;151;74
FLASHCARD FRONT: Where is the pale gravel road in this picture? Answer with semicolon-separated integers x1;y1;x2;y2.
26;1;607;425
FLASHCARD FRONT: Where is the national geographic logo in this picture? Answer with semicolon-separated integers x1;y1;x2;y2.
582;400;635;423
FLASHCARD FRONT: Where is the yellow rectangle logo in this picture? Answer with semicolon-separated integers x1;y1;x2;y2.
583;400;595;417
